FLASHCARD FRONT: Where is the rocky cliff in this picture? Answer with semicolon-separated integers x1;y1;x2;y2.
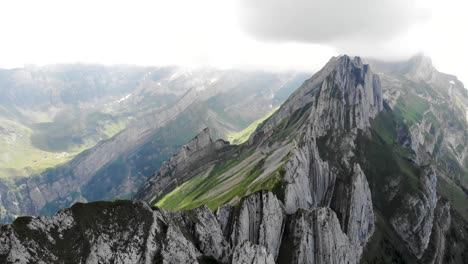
0;68;308;223
136;55;467;263
133;55;381;262
0;55;466;263
0;191;369;264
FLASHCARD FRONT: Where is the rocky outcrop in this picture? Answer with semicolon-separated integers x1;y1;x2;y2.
135;128;232;202
421;199;451;264
0;191;368;264
0;200;157;264
257;55;382;138
390;167;438;259
283;137;335;214
403;55;438;83
272;56;378;260
278;207;359;264
226;191;286;259
232;241;275;264
0;68;307;223
308;56;383;134
331;163;375;252
2;54;465;264
278;55;383;216
0;200;231;264
130;55;381;263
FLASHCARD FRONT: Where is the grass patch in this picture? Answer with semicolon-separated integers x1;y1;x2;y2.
0;119;89;178
394;92;430;126
353;109;425;218
227;107;278;145
156;149;286;211
0;109;128;178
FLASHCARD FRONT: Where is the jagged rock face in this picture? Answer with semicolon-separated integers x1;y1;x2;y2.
283;137;335;214
308;56;383;134
0;201;157;264
278;207;359;264
0;68;308;223
421;199;451;264
270;57;378;262
0;191;367;264
135;128;232;202
390;167;438;259
274;56;382;218
0;200;233;264
258;55;382;138
3;54;465;264
331;163;375;250
232;241;275;264
404;55;438;83
131;55;468;263
132;55;381;263
223;191;286;259
159;127;214;176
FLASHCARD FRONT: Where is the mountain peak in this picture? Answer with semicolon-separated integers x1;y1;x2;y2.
403;53;437;82
325;55;366;70
255;55;382;141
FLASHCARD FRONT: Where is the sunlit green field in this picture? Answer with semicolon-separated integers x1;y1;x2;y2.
0;111;128;178
227;107;278;145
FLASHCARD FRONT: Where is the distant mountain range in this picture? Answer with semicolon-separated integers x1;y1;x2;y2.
0;55;467;263
0;65;308;222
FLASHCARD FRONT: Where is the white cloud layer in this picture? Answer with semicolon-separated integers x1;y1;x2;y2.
237;0;428;44
235;0;468;83
0;0;466;84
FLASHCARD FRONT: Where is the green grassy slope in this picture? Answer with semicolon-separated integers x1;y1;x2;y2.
155;147;287;211
155;107;288;211
0;109;128;178
226;107;278;145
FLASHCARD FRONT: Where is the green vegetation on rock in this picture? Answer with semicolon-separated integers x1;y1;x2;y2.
156;149;286;211
226;107;278;145
394;92;430;126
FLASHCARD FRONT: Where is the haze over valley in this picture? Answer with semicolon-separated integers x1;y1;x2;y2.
0;1;467;264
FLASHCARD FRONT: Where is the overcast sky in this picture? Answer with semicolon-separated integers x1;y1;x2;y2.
0;0;466;84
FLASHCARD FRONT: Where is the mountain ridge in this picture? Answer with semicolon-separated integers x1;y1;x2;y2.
0;67;308;222
0;55;466;263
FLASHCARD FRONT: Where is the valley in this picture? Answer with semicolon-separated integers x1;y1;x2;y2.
0;65;308;222
0;55;466;263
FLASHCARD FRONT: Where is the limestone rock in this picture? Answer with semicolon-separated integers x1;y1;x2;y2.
390;167;438;259
421;199;451;264
331;163;374;256
135;127;231;202
278;207;359;264
232;241;275;264
283;137;335;214
229;191;285;259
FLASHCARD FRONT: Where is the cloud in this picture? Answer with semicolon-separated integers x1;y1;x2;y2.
236;0;429;48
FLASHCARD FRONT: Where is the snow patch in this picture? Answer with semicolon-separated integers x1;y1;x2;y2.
117;94;131;103
169;72;178;80
449;80;455;85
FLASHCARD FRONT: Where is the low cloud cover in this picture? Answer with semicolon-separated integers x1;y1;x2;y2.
236;0;428;54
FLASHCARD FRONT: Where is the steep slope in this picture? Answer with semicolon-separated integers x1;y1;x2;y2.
137;55;467;263
359;55;468;263
0;55;466;263
0;67;308;223
135;55;381;263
